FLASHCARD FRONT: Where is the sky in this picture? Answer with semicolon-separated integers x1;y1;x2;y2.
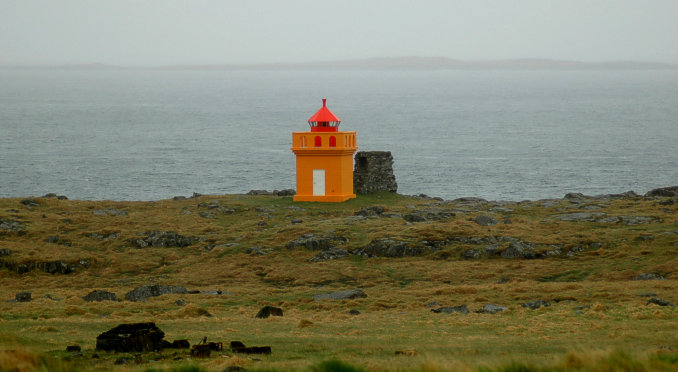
1;0;678;66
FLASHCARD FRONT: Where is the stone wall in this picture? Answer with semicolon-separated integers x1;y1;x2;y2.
353;151;398;194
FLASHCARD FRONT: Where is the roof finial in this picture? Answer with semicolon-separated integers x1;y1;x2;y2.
322;98;326;107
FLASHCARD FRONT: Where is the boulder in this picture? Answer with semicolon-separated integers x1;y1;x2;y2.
522;300;550;310
500;242;536;259
124;285;188;302
309;247;348;262
286;233;347;251
247;190;273;195
647;298;675;307
633;273;665;281
474;215;498;226
37;260;72;274
20;199;40;207
313;289;367;301
476;303;507;314
0;219;24;234
353;238;435;258
15;291;32;302
128;231;200;248
83;290;118;302
431;305;469;314
96;322;166;352
354;206;385;217
275;189;296;196
255;306;283;319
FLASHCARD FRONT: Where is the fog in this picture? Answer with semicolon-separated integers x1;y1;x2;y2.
2;0;678;66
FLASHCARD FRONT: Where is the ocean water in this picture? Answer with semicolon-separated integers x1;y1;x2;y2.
1;69;677;201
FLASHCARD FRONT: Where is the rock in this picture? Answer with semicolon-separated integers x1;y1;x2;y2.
353;151;397;194
199;211;213;219
66;345;81;352
124;285;188;302
309;247;348;262
0;248;11;257
15;291;31;302
638;293;657;297
402;213;427;222
286;233;347;251
313;289;367;301
20;199;40;207
291;219;303;224
633;273;665;281
255;305;283;318
634;235;654;241
89;232;120;241
556;212;606;222
44;235;59;243
0;219;24;233
96;322;167;352
37;260;72;274
522;300;550;310
353;238;436;258
83;290;118;302
128;231;200;248
474;215;498;226
497;277;510;284
44;294;59;301
620;216;656;225
175;299;186;306
476;304;507;314
247;190;273;195
645;186;678;197
275;189;296;196
647;298;675;307
233;346;271;354
431;305;469;314
354;206;385;217
246;246;272;256
564;193;586;200
172;196;187;201
426;301;441;308
500;242;536;259
403;209;455;222
462;248;483;259
92;209;128;216
348;309;361;315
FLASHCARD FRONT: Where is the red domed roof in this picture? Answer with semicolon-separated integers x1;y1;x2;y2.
308;99;340;123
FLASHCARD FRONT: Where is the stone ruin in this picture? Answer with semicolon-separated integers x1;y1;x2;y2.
353;151;397;194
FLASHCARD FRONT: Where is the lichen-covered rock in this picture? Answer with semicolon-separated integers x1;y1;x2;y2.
309;247;348;262
431;305;469;314
522;300;550;310
83;290;118;302
474;215;498;226
128;231;200;248
313;289;367;301
476;303;507;314
286;233;347;251
500;242;536;259
354;238;437;258
15;291;32;302
37;260;72;274
0;219;24;234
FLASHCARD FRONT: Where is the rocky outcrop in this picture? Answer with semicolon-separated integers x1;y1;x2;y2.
645;186;678;197
124;285;188;302
96;322;167;352
0;218;25;234
83;290;118;302
353;151;397;194
1;259;90;275
128;231;200;248
313;289;367;301
15;291;32;302
431;305;469;314
309;247;349;262
403;209;455;222
286;233;347;251
353;238;439;258
476;304;507;314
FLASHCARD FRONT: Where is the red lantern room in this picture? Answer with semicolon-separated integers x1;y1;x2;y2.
308;98;340;132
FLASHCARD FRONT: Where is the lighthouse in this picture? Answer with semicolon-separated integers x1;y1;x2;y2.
291;99;357;202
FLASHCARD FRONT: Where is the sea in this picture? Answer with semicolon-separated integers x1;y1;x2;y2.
1;68;677;201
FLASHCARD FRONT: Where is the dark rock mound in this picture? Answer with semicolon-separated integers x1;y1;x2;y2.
354;206;386;217
500;242;536;259
96;322;166;352
274;189;296;196
37;260;72;274
83;290;118;302
645;186;678;197
474;215;498;226
431;305;469;314
255;305;283;319
0;218;24;234
15;291;31;302
313;289;367;301
128;231;200;248
124;285;188;302
647;298;675;307
309;247;348;262
403;209;455;223
247;190;273;195
20;199;40;207
0;249;11;257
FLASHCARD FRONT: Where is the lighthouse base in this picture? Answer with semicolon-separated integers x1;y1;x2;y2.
293;194;356;203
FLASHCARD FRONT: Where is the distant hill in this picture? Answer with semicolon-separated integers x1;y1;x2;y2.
3;57;677;71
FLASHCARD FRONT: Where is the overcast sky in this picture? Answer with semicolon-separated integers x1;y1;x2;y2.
2;0;678;66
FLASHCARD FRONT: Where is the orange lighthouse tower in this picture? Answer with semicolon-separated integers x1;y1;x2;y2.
291;99;357;202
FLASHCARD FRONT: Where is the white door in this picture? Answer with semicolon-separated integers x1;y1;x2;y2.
312;169;325;196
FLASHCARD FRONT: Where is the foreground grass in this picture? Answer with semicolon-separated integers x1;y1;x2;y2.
0;191;677;371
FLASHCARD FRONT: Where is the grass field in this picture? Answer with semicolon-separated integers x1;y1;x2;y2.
0;191;677;371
